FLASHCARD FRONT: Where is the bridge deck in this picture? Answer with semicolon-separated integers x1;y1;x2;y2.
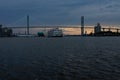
8;26;120;30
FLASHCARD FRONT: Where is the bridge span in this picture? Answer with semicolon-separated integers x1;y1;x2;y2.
6;25;120;35
7;25;120;29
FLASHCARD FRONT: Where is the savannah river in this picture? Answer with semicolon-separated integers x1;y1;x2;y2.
0;37;120;80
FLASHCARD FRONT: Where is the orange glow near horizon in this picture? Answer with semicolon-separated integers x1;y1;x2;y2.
12;25;120;35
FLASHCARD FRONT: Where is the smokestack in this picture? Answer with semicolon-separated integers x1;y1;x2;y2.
81;16;84;36
27;15;29;35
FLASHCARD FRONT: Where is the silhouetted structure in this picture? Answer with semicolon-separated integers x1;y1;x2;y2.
88;23;120;36
94;23;101;34
27;15;29;35
37;32;45;37
81;16;84;36
48;28;63;37
94;31;120;36
0;25;13;37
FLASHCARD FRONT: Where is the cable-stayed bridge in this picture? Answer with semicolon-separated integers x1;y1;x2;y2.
6;15;120;34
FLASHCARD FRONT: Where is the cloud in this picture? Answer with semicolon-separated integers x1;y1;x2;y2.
0;0;120;26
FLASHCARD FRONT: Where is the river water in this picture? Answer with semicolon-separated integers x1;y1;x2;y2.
0;37;120;80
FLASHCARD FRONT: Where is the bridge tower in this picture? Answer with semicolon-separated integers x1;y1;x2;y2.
81;16;84;36
27;15;29;35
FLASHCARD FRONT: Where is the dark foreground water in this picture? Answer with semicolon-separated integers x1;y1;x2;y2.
0;37;120;80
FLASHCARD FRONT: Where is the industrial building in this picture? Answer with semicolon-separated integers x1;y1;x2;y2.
94;23;101;34
37;32;45;37
47;28;63;37
88;23;120;36
0;24;13;37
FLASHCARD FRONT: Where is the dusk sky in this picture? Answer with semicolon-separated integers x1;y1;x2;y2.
0;0;120;26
